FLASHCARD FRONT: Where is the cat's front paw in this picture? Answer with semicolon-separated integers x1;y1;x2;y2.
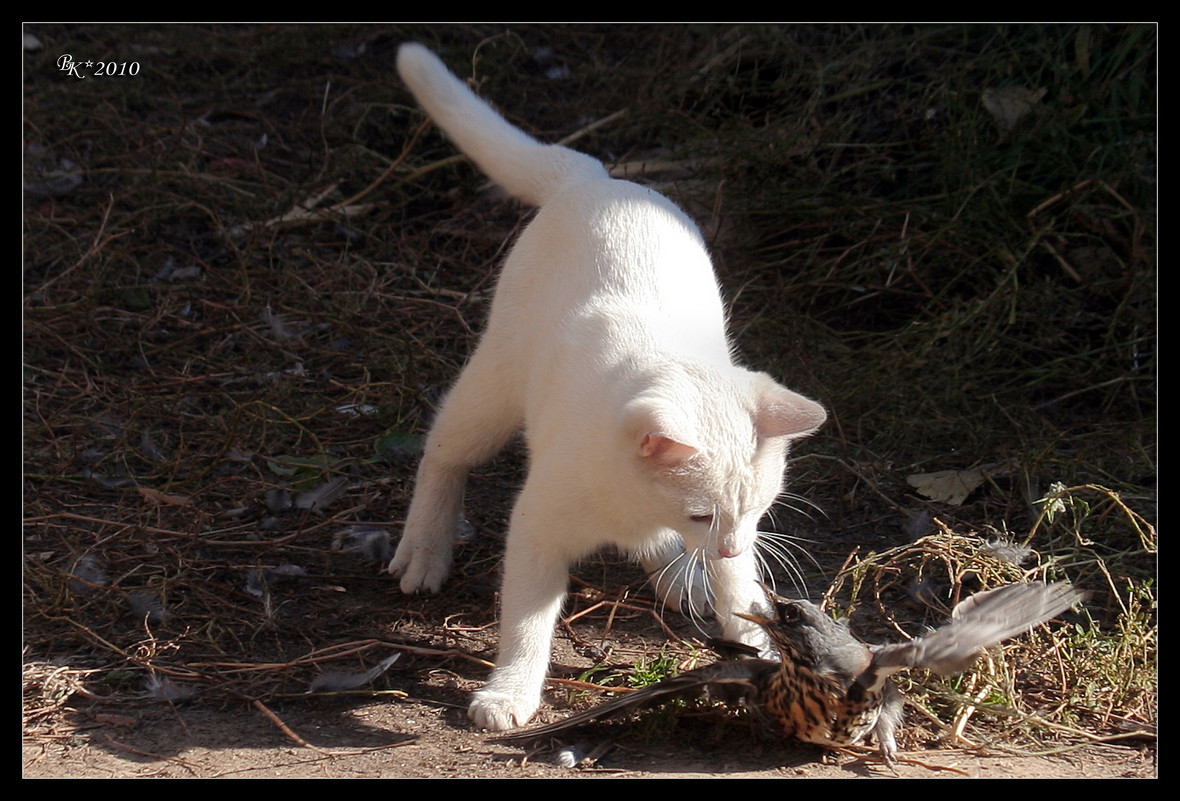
387;536;451;594
468;687;540;732
641;541;714;617
648;561;712;617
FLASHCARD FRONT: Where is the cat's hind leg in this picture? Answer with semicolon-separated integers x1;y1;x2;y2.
390;345;521;593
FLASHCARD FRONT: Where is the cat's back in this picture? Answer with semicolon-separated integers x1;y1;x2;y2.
541;175;704;247
504;175;716;300
489;174;729;371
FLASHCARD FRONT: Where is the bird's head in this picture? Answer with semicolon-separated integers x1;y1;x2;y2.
736;584;855;667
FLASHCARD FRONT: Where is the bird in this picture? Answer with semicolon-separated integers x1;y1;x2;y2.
495;581;1086;764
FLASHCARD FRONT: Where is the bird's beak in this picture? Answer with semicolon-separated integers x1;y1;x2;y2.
735;610;773;626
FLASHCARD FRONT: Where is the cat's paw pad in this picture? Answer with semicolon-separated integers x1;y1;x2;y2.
468;689;539;732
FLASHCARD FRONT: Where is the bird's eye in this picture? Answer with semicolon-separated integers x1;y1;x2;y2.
778;604;799;623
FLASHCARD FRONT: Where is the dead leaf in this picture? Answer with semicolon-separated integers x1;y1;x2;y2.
137;487;192;507
906;469;985;505
982;86;1047;131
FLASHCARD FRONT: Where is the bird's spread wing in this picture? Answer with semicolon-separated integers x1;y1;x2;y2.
871;581;1086;676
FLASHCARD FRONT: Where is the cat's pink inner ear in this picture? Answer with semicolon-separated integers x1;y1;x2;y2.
624;396;700;467
638;433;699;468
756;388;827;439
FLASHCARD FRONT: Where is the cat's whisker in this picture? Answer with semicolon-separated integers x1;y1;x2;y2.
775;491;827;519
646;553;677;618
648;548;698;625
759;531;816;572
681;551;714;635
762;527;822;564
755;530;818;600
660;545;716;638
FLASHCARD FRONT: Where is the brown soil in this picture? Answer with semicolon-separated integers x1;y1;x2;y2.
20;573;1156;779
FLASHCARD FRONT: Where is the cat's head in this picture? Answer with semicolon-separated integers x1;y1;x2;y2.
622;367;826;560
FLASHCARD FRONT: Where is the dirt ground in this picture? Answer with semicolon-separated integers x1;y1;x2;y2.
21;526;1155;779
20;568;1156;780
19;699;1155;779
24;24;1155;779
21;583;1157;781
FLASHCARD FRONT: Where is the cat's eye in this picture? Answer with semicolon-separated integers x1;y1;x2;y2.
689;513;715;526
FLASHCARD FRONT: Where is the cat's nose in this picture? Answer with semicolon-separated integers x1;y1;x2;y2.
717;533;745;558
714;523;755;558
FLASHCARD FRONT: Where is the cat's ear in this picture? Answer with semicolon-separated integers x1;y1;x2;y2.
638;432;699;468
623;398;700;469
753;375;827;439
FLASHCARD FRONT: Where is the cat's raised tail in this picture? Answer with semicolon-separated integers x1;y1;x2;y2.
397;43;609;208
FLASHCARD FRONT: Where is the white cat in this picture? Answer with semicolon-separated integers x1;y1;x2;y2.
389;43;827;732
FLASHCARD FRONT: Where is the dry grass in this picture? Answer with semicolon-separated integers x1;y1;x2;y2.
24;23;1154;771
